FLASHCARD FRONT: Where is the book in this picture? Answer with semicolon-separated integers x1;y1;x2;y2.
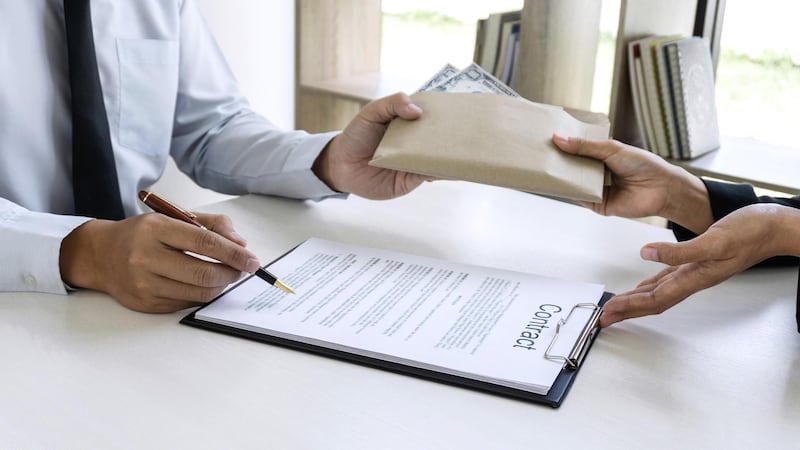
653;37;684;159
494;19;521;82
663;37;720;159
627;41;656;151
476;10;521;73
473;18;486;65
508;28;521;89
627;35;720;160
629;35;682;157
182;238;610;407
663;43;687;159
499;23;521;86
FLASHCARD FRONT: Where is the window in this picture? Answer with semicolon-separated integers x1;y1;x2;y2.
714;1;800;149
381;0;523;82
381;0;799;153
381;0;618;114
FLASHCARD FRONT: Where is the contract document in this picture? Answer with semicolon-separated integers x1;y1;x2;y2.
183;238;608;406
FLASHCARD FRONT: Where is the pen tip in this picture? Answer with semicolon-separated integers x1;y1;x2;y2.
275;280;296;295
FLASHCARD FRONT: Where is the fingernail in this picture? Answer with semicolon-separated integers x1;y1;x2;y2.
552;133;568;146
641;247;659;262
245;258;260;274
231;231;247;245
407;103;423;114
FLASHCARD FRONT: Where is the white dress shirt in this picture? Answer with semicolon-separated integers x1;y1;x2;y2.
0;0;339;294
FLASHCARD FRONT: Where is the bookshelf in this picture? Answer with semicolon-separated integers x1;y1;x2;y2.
610;0;800;195
295;0;382;133
295;0;603;132
608;0;699;147
672;136;800;195
295;0;800;195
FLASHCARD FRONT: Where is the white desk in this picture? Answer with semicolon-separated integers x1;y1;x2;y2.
2;182;798;449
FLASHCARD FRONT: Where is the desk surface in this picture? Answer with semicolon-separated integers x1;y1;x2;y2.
2;182;798;449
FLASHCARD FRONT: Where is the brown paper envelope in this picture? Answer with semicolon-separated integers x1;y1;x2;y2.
370;92;609;202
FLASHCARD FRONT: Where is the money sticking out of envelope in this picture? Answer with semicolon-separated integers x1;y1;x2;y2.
369;63;609;203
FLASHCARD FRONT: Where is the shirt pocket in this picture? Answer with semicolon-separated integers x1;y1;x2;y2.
116;38;179;155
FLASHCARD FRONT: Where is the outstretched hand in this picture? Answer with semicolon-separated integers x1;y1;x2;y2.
313;92;433;200
599;203;794;327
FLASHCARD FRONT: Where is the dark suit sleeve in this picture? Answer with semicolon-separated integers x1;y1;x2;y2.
670;179;800;333
670;179;800;266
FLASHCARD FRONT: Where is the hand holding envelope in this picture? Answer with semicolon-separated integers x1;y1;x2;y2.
368;64;610;203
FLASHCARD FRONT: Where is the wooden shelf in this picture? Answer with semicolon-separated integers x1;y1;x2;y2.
671;136;800;195
295;0;382;133
300;72;426;105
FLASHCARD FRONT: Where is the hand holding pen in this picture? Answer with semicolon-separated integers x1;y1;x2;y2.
139;191;294;294
59;190;291;314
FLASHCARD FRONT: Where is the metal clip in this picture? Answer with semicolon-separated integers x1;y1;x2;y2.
544;303;602;370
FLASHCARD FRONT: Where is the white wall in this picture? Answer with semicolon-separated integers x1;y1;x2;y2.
151;0;295;207
194;0;295;129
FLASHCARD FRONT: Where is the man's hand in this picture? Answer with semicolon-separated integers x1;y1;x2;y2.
552;134;713;234
312;92;433;200
59;213;260;313
600;204;799;327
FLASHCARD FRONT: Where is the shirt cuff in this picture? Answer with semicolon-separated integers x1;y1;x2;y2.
285;131;348;201
0;200;92;295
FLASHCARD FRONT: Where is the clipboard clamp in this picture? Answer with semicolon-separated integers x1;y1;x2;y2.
544;303;602;370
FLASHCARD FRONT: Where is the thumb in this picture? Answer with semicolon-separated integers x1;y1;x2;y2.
640;239;707;266
551;133;619;161
362;92;422;125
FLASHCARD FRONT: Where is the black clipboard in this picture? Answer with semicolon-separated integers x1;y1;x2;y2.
181;244;612;408
182;293;609;407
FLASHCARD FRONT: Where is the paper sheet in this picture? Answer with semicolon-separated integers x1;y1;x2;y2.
197;238;605;394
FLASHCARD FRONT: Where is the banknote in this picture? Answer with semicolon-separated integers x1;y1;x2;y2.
416;63;460;92
430;63;519;97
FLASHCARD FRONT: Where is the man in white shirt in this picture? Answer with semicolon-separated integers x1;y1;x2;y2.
0;1;429;312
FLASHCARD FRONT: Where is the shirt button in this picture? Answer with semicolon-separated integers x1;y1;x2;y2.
23;274;37;288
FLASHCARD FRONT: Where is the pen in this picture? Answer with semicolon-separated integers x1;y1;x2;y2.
138;190;295;294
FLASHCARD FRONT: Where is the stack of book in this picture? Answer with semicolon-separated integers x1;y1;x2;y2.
473;10;522;89
628;36;720;160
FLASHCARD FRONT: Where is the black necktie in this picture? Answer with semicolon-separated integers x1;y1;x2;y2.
64;0;125;220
